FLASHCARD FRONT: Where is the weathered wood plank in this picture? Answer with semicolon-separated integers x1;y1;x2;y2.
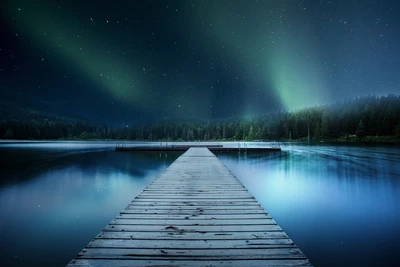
117;213;270;219
102;224;283;232
145;187;246;190
67;148;310;266
77;247;306;259
109;218;277;226
145;187;247;192
141;191;251;195
115;213;271;220
95;231;289;240
87;239;296;249
68;259;311;267
120;209;267;214
128;201;260;206
130;198;257;203
125;205;262;210
136;194;253;198
135;196;255;200
145;184;244;187
142;192;249;194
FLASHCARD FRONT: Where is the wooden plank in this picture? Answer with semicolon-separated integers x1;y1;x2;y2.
125;205;262;210
147;181;244;184
146;184;244;187
117;213;270;219
146;185;246;188
67;148;310;266
115;214;271;220
120;209;267;215
139;192;247;197
144;188;247;190
146;185;245;188
139;193;251;196
86;239;296;249
134;196;254;200
135;196;255;199
68;259;310;267
130;198;257;203
102;224;283;232
128;201;260;206
109;218;277;226
95;231;289;240
144;188;248;191
76;247;306;259
142;191;250;194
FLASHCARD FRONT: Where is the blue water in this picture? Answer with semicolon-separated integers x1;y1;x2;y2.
0;141;182;266
0;141;399;266
217;144;400;266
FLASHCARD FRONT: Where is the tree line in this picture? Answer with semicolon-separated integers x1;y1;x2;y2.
1;95;400;142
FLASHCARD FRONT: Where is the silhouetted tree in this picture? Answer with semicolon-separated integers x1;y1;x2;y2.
1;95;399;141
5;128;13;139
355;120;366;138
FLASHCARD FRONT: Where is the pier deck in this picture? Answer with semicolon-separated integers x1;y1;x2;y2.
67;148;310;266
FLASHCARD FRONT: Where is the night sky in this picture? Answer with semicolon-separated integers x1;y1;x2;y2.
1;0;399;124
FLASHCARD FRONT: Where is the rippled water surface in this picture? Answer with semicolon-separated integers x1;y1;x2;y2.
0;141;399;266
217;143;400;267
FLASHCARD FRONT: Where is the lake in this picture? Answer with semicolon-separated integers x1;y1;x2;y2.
0;141;399;266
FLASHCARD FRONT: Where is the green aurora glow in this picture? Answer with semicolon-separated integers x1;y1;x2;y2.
6;1;147;105
191;0;329;111
2;0;399;121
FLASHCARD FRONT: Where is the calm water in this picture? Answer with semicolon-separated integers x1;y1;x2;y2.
0;141;182;266
217;143;400;267
0;141;399;266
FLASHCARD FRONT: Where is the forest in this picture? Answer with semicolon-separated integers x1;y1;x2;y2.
1;95;400;142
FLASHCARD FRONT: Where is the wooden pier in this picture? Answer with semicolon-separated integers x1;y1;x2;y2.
67;148;310;266
115;144;281;152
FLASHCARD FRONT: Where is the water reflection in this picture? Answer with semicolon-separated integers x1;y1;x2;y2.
216;145;400;267
0;143;181;267
1;142;399;266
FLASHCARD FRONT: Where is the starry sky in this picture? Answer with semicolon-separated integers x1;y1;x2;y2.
1;0;399;124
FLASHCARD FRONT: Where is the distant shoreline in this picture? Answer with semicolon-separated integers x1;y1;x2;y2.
1;136;399;145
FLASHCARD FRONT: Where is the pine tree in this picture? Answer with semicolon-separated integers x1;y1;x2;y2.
5;128;14;139
355;120;366;138
247;125;254;141
321;112;330;138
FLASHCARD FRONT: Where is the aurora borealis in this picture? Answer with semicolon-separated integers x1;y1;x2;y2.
1;0;399;123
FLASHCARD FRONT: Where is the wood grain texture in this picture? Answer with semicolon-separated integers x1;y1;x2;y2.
67;148;311;266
